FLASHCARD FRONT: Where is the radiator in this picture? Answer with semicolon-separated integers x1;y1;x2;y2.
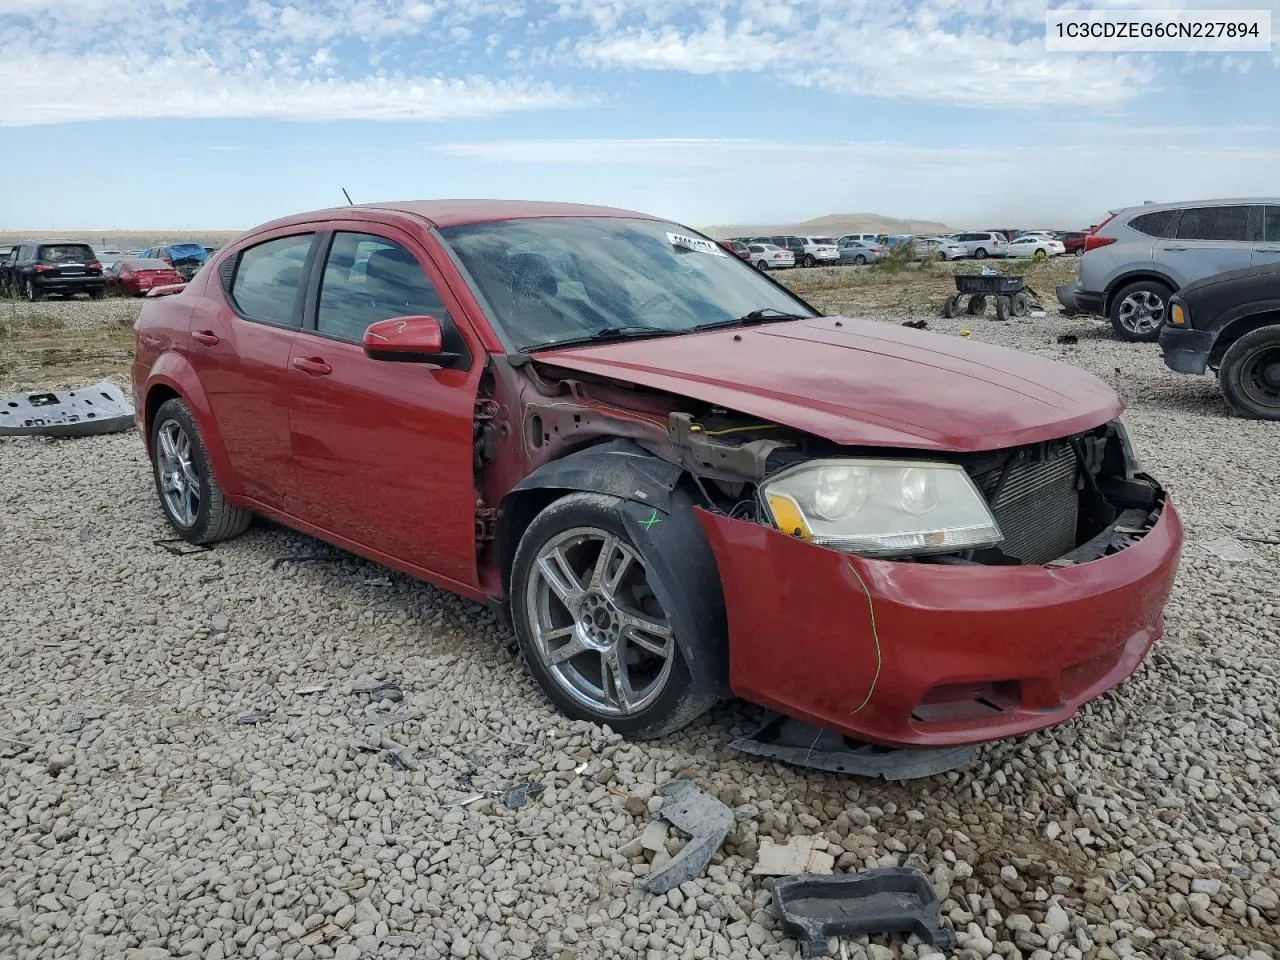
972;442;1079;564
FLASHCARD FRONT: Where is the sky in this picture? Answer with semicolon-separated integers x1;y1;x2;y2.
1;0;1278;230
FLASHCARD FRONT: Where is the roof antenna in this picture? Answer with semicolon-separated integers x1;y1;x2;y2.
341;187;354;206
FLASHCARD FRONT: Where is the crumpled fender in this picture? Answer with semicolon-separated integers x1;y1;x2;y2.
498;440;730;696
143;352;240;498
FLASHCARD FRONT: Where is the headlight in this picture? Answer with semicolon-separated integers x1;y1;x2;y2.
759;458;1003;557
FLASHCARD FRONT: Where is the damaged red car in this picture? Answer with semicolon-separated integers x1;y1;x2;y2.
132;201;1182;746
107;257;185;297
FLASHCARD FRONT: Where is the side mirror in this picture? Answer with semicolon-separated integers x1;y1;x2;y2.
362;315;454;364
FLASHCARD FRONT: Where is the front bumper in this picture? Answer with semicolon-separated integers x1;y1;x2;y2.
1159;325;1214;375
698;498;1182;747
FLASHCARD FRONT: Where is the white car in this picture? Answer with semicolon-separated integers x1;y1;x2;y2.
949;232;1008;259
913;236;968;261
838;233;883;245
1007;236;1066;260
797;237;840;267
747;243;795;270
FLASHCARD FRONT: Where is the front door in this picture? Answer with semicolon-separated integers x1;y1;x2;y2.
1153;204;1256;287
285;228;481;589
189;231;316;508
1254;205;1280;267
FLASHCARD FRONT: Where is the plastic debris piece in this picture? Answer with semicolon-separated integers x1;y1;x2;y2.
153;538;211;556
0;737;33;759
730;714;977;780
753;837;836;876
236;711;271;725
0;380;134;437
350;680;404;702
1057;334;1079;345
384;751;411;772
959;328;971;337
295;684;327;695
638;780;734;895
901;319;928;330
773;868;957;958
1200;537;1255;562
502;781;545;810
270;554;344;569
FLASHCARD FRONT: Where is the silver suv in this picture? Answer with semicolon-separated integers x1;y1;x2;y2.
1072;198;1280;341
949;232;1007;259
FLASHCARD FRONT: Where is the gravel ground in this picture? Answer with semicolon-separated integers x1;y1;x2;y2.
2;282;1279;960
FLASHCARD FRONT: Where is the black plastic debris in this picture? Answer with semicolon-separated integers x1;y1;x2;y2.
385;751;411;772
350;679;404;702
153;538;211;556
730;714;977;780
901;319;928;330
502;781;545;810
773;868;956;958
1057;334;1079;345
270;554;344;570
236;711;271;725
0;380;134;437
639;780;734;895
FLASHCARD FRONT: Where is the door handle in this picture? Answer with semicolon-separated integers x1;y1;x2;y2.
292;356;332;376
191;330;220;346
1160;246;1188;252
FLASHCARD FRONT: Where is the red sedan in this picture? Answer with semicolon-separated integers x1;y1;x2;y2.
107;257;185;296
132;201;1181;746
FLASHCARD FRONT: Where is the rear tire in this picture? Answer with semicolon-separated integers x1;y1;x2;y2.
1033;249;1048;261
854;254;867;265
803;254;816;268
89;288;104;300
510;492;718;739
974;248;988;260
756;259;769;271
150;398;252;544
1109;280;1170;342
1219;325;1280;420
24;278;41;302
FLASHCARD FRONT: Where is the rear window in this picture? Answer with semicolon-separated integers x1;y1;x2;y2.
127;259;175;270
1127;210;1177;238
1174;205;1250;242
813;237;835;245
37;244;94;263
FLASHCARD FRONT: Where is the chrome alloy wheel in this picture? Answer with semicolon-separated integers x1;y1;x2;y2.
525;527;675;717
1117;289;1166;335
156;419;200;527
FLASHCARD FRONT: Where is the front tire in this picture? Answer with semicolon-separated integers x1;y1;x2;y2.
1033;249;1048;261
1219;326;1280;420
24;278;41;302
150;398;252;544
756;259;769;271
1109;280;1170;342
510;492;717;740
974;248;988;260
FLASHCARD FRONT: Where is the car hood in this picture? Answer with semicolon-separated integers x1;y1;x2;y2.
534;317;1122;452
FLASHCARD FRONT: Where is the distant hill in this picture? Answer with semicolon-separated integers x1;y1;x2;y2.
702;213;956;240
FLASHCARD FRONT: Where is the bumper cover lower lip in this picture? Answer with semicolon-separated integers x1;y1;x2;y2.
697;498;1182;747
1159;326;1214;375
1073;289;1105;315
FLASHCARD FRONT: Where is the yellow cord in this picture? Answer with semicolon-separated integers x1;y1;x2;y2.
701;423;780;436
846;561;882;715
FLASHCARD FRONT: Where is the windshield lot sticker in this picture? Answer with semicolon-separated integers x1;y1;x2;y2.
667;232;727;257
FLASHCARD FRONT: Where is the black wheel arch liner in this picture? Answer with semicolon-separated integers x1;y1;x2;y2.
1104;270;1178;314
1206;301;1280;366
496;439;731;696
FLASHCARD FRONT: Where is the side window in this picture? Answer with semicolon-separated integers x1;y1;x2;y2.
1174;205;1250;242
315;232;448;342
1264;206;1280;243
230;234;314;326
1128;210;1176;238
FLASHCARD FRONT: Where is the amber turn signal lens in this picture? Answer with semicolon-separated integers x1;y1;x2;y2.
765;493;812;541
1170;303;1186;327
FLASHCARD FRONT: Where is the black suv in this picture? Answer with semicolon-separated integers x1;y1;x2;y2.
7;240;105;300
1161;261;1280;420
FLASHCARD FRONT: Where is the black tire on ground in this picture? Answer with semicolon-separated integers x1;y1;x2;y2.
942;295;961;318
510;492;719;739
1108;279;1171;342
966;295;987;316
1034;249;1048;261
1218;325;1280;421
89;288;104;300
974;248;988;259
995;296;1010;321
1012;292;1030;317
150;397;253;544
854;255;867;265
24;278;41;302
803;254;816;268
756;259;769;271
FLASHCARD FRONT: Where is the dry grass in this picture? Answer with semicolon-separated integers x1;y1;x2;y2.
0;295;139;391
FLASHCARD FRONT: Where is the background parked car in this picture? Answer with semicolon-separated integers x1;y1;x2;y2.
6;239;104;300
718;239;751;261
1161;262;1280;420
1073;197;1280;342
138;242;209;281
106;257;185;296
836;239;885;265
1056;231;1088;256
950;232;1007;259
0;246;15;291
753;236;808;263
796;237;839;268
913;236;967;261
838;233;884;247
1007;236;1066;260
747;243;795;270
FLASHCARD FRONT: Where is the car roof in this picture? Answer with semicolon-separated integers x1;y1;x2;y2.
255;199;662;233
1117;197;1280;215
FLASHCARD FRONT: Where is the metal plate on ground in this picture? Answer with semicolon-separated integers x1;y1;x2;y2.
0;381;134;437
730;714;978;780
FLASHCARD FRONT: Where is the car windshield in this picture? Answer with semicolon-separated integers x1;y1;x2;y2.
440;217;816;351
38;244;93;263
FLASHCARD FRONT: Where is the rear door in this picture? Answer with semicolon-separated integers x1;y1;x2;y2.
1255;205;1280;266
1153;203;1255;286
187;231;316;508
284;225;483;589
